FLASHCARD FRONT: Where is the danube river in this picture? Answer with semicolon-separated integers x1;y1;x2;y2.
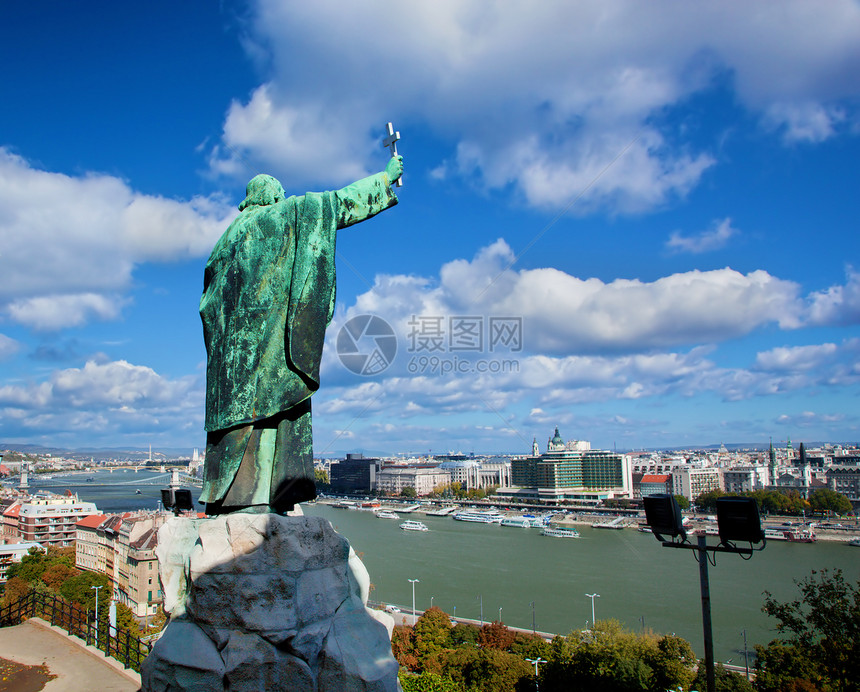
302;503;859;664
26;471;858;663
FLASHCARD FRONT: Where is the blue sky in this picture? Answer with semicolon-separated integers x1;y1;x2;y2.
1;1;859;455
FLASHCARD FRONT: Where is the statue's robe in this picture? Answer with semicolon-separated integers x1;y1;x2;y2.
199;172;397;513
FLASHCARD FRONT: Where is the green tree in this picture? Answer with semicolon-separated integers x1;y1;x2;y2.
411;607;453;667
754;568;859;692
429;646;532;692
314;467;330;488
59;571;111;612
402;486;418;498
398;671;461;692
649;634;696;692
450;622;480;647
40;563;80;591
694;490;727;512
807;488;852;516
6;546;48;583
674;494;690;510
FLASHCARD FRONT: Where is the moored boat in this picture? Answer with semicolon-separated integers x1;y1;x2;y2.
453;510;505;524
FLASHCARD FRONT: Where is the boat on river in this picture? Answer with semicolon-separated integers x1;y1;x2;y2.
542;526;580;539
375;509;400;520
400;520;429;532
501;516;544;528
453;510;504;524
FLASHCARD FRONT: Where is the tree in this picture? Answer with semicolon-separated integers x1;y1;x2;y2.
6;546;48;583
428;646;532;692
40;563;80;591
754;568;859;692
478;621;516;651
59;571;111;612
402;486;418;498
411;607;453;666
2;576;31;606
674;494;690;510
649;634;696;692
398;671;461;692
392;625;419;671
807;488;852;516
694;490;727;512
314;467;330;489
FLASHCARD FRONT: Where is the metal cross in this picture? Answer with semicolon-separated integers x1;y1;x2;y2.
383;122;402;187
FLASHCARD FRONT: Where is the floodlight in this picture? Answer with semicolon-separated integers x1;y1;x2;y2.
716;497;763;544
161;488;174;508
173;489;194;511
643;494;686;542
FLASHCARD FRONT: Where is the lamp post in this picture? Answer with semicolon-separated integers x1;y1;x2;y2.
643;493;767;692
498;606;502;623
585;593;600;627
430;595;434;609
526;657;546;692
91;584;103;642
530;600;536;634
408;579;419;626
477;594;483;626
742;628;749;680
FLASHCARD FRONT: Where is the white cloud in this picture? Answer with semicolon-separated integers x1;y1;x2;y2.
0;358;203;443
324;239;804;359
217;0;860;210
0;148;235;329
0;334;20;360
666;218;738;254
806;269;860;326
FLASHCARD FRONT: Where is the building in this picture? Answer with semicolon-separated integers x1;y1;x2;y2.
15;495;100;547
639;474;672;498
375;465;450;496
827;465;860;508
722;465;769;494
501;428;631;502
0;542;44;584
672;466;722;502
75;511;165;618
329;454;379;494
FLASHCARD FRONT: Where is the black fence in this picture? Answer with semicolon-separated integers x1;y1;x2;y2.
0;590;152;673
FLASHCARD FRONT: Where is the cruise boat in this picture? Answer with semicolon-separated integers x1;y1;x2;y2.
592;517;626;530
848;537;860;547
542;526;580;539
501;516;543;528
375;509;400;520
453;510;505;524
400;520;429;532
785;528;816;543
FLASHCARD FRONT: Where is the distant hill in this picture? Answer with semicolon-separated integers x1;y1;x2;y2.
0;442;195;460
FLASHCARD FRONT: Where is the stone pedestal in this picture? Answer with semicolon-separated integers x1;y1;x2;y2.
141;511;399;691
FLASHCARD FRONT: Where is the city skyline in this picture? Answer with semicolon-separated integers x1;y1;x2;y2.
1;2;859;454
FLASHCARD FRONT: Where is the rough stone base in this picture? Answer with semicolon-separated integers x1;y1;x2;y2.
141;511;399;691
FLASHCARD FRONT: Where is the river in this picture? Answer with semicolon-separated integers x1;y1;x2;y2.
302;502;858;664
25;472;859;663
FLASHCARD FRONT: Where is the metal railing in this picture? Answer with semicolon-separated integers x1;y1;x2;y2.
0;591;151;672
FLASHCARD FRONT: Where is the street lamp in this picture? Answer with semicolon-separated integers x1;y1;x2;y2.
430;595;434;609
585;593;600;627
498;606;502;623
643;494;766;692
408;579;419;626
91;584;103;641
477;594;483;626
530;600;536;634
526;657;546;692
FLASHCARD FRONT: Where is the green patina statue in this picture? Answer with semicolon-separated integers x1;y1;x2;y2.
199;154;403;514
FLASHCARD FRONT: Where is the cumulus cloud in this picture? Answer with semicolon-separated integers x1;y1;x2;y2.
0;358;203;444
323;239;804;365
214;0;860;210
805;268;860;326
666;218;738;254
0;149;235;329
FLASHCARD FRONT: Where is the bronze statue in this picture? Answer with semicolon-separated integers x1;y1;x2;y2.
199;154;403;514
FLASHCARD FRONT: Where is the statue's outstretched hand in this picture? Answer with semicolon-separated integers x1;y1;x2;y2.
385;155;403;184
